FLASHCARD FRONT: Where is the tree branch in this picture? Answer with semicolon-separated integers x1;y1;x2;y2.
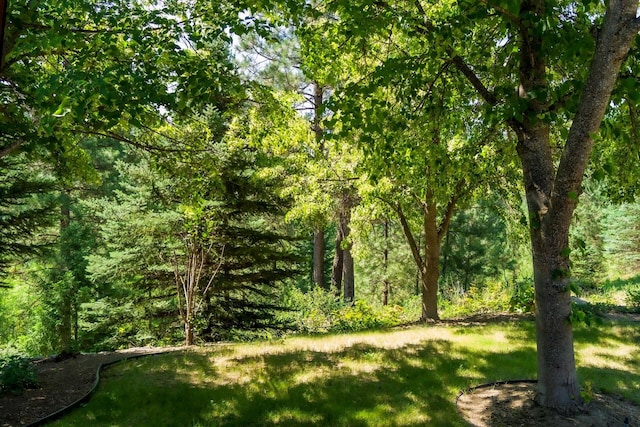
0;138;23;159
551;0;639;230
412;0;499;107
437;179;465;243
451;56;498;106
477;0;521;28
396;202;425;273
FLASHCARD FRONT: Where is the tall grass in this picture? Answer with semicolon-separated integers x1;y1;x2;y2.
51;320;639;427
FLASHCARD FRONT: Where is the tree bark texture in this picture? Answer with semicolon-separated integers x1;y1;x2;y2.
313;228;326;288
332;190;356;302
382;220;389;306
396;194;440;320
513;0;640;411
330;229;344;295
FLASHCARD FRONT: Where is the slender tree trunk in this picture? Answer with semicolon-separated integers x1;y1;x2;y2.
313;229;326;288
330;229;344;296
59;196;73;354
382;220;389;306
185;319;194;346
312;81;327;290
332;190;356;301
342;219;354;303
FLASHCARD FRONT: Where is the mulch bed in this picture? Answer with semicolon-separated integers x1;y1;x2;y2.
0;347;183;427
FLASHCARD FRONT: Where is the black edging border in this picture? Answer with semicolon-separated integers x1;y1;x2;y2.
455;378;538;405
24;362;535;426
25;352;173;427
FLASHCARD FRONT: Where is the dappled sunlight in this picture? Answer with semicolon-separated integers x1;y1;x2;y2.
49;321;640;427
265;408;324;424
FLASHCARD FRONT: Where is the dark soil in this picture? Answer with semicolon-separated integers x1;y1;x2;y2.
457;381;640;427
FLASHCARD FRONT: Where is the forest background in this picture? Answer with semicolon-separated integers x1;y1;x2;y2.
0;0;639;380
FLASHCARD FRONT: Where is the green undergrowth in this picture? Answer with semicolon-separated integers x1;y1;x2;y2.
50;319;639;427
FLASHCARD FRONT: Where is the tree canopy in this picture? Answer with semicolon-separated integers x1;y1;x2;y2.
1;0;640;416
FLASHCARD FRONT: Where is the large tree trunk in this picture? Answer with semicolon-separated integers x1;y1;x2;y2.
396;185;459;321
313;229;326;288
396;194;440;321
420;196;440;320
513;0;639;412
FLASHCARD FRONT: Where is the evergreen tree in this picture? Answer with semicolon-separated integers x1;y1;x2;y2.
0;153;56;278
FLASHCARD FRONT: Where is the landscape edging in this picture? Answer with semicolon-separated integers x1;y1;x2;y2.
24;352;171;427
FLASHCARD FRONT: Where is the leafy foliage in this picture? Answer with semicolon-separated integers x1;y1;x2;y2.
282;286;415;334
0;348;37;394
627;287;640;312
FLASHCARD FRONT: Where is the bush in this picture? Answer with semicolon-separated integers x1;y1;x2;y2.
510;278;535;314
0;348;38;394
440;280;514;318
281;286;414;334
626;286;640;312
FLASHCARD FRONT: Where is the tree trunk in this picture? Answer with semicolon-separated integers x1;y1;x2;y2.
58;196;73;354
512;0;639;412
312;81;328;290
330;225;344;296
185;319;194;346
382;220;389;306
396;194;442;321
313;229;326;288
332;190;356;301
342;221;354;303
420;197;440;321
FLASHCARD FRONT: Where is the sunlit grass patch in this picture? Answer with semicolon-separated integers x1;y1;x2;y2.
50;319;638;427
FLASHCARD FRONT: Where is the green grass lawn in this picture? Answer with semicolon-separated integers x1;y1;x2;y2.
51;319;639;427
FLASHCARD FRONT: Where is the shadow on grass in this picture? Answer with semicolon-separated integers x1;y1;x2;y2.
52;335;540;427
50;320;637;427
601;274;640;292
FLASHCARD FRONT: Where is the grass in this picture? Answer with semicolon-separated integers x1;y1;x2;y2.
51;319;639;427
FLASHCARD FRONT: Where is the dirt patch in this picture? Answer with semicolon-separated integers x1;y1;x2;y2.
0;346;183;427
457;382;640;427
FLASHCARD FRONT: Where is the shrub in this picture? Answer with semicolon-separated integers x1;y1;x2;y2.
440;280;514;318
281;286;415;334
626;286;640;312
334;300;381;332
0;348;38;394
509;278;535;314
